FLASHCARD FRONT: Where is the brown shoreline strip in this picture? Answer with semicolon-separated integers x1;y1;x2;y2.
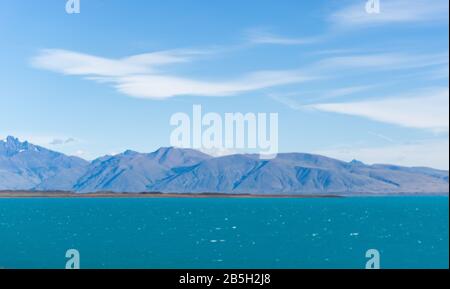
0;191;342;199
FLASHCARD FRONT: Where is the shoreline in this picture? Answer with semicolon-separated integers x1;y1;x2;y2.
0;191;344;199
0;191;448;199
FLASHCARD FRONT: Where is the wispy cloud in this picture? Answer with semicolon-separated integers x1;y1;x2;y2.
32;49;311;99
270;84;375;108
49;137;77;146
331;0;449;27
271;51;447;110
32;48;448;103
31;49;204;77
311;85;376;101
114;70;311;99
314;53;448;72
368;131;395;143
247;30;318;45
307;88;449;132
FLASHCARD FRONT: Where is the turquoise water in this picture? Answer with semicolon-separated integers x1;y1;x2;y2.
0;197;448;269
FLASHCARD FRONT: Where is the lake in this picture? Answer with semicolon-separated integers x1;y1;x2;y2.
0;197;448;269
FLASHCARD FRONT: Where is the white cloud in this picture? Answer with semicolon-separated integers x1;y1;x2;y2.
367;131;395;143
307;88;449;132
32;49;311;99
315;139;449;170
74;150;85;157
331;0;449;27
114;70;310;99
31;49;203;77
248;31;318;45
314;53;448;72
270;85;374;109
313;85;375;100
49;137;77;145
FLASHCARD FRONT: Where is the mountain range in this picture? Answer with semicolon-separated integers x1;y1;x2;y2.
1;136;448;195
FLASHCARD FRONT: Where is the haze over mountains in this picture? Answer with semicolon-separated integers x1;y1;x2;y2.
1;136;448;195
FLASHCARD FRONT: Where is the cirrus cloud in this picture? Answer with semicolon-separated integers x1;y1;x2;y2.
330;0;449;27
32;49;311;100
307;88;449;132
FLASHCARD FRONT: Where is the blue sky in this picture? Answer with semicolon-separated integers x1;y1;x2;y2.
0;0;448;169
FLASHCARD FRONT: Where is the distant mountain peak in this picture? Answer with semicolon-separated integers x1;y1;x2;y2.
6;135;19;143
0;136;89;191
5;136;22;147
0;136;34;156
151;146;210;159
157;146;175;151
122;149;139;156
153;146;181;155
350;159;365;166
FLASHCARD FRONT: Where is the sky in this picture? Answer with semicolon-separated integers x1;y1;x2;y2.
0;0;448;169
